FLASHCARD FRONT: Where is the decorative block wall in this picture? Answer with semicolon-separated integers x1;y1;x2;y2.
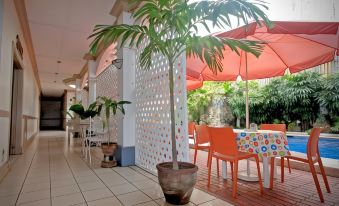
135;39;189;173
96;64;119;142
81;89;88;108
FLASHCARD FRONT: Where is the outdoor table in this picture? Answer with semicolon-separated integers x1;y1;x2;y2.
222;129;290;188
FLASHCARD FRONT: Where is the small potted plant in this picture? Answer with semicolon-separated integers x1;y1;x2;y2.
69;102;101;120
96;96;131;167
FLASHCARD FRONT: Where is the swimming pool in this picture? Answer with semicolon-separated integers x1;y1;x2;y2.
287;136;339;160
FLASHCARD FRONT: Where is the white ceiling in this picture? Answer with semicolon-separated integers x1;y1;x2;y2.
25;0;116;97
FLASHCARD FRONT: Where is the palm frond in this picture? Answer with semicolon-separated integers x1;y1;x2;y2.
88;24;148;55
189;0;271;29
186;35;264;74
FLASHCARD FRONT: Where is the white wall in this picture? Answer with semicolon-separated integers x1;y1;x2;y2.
0;0;40;167
196;0;339;36
266;0;338;22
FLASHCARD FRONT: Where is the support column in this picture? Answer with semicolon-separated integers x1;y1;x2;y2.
115;11;136;166
88;60;97;104
74;75;82;103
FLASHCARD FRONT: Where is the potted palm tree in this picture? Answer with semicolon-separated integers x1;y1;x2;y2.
96;96;131;167
89;0;270;204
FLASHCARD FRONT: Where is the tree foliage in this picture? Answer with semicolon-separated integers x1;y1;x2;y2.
188;72;339;132
316;73;339;118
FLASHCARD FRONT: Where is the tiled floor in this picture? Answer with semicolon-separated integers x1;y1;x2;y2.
0;131;230;206
192;149;339;206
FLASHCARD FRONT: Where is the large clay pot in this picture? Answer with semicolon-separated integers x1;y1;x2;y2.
101;142;117;156
101;142;118;168
157;162;198;205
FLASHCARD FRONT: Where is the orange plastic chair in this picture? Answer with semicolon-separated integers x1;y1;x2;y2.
281;128;331;202
207;126;263;198
259;124;287;189
194;125;219;172
188;122;196;144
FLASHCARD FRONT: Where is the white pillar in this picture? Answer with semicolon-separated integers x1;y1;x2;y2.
88;60;97;104
75;77;81;103
115;11;136;166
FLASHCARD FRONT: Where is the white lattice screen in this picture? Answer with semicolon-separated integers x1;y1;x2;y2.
135;39;189;173
96;65;119;142
81;90;88;108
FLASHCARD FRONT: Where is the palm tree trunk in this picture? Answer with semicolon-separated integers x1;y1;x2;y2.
169;61;179;170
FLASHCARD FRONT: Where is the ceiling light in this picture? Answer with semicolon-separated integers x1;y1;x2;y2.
68;84;76;88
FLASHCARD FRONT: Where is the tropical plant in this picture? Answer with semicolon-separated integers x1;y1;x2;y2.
187;88;210;124
227;82;245;126
317;73;339;119
282;72;322;130
89;0;270;170
66;111;75;120
69;102;101;120
96;96;131;145
226;81;266;126
330;117;339;134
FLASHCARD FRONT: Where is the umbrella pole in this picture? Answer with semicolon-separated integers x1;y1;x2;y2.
238;55;259;182
245;53;251;176
245;53;250;129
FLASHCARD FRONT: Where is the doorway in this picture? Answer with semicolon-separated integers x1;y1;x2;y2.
40;96;64;130
9;58;24;155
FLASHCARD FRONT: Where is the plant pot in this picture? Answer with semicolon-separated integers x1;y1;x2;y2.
101;142;118;168
101;142;118;156
157;162;198;205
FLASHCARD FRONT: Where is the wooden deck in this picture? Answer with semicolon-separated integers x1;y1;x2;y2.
191;149;339;206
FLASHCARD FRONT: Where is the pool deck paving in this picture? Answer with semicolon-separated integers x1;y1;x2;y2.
191;149;339;206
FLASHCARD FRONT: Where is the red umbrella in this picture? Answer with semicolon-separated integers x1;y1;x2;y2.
186;76;203;91
187;21;339;127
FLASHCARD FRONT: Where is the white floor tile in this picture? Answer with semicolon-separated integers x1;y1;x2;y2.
82;188;113;202
51;184;80;197
132;179;159;190
79;181;106;192
135;201;159;206
22;181;50;193
17;189;50;204
199;199;233;206
189;189;216;205
51;192;85;206
87;196;123;206
17;198;51;206
141;185;164;200
109;183;139;195
117;191;152;206
0;194;19;206
51;178;77;188
155;198;195;206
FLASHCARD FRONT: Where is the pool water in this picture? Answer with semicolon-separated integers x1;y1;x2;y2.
287;136;339;160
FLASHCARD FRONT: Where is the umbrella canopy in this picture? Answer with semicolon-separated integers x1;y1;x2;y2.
186;21;339;127
187;76;203;91
187;21;339;81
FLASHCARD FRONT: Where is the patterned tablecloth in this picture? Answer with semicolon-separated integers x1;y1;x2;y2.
234;129;291;158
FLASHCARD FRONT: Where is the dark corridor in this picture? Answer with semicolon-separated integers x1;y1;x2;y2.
40;96;65;130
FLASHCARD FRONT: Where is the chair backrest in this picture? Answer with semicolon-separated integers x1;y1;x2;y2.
188;122;195;136
260;124;286;133
91;117;106;133
194;124;210;145
208;126;238;156
307;128;322;160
